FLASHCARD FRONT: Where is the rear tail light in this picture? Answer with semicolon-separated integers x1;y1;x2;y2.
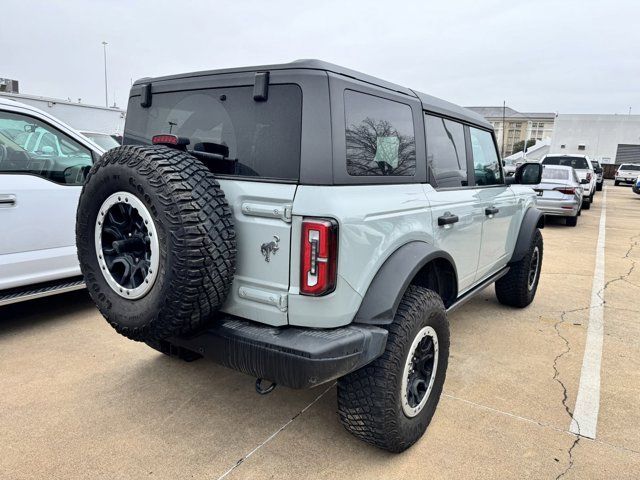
554;187;576;195
300;218;338;296
586;172;592;182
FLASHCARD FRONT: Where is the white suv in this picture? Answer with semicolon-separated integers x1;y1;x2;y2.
615;163;640;186
0;98;104;306
541;154;596;209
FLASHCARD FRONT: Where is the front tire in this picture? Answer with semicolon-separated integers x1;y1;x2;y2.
596;183;603;191
495;229;543;308
337;286;450;453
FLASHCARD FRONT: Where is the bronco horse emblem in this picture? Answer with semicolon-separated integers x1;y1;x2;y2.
260;235;280;262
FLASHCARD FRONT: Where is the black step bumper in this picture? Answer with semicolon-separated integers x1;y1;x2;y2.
159;318;388;389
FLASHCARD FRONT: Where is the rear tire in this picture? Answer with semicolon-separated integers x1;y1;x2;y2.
495;229;543;308
76;145;236;343
582;198;591;210
615;180;620;186
337;286;449;453
566;215;578;227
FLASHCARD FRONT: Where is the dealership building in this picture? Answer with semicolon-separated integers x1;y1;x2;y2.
548;114;640;164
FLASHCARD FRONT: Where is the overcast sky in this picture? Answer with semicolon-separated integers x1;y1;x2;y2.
3;0;639;114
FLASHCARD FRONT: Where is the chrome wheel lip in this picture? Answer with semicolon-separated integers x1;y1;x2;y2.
94;191;159;300
527;246;540;291
401;325;439;418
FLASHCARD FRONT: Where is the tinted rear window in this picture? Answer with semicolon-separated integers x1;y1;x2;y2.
620;164;640;171
124;84;302;181
542;156;588;169
542;167;569;180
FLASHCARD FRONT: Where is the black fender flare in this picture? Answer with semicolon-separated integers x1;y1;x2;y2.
353;241;457;326
509;207;544;264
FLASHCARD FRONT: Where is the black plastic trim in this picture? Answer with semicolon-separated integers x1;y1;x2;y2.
509;207;544;264
354;241;457;325
162;317;388;389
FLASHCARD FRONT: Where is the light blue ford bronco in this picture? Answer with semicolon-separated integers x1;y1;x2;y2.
76;60;544;452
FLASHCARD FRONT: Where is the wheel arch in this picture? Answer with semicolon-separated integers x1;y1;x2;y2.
509;207;544;264
353;241;458;325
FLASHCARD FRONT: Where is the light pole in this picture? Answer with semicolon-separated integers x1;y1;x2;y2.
102;41;109;107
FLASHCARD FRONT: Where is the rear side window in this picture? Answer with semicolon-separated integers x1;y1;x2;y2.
469;127;503;186
124;84;302;181
425;114;467;188
543;156;589;169
344;90;416;176
542;167;570;180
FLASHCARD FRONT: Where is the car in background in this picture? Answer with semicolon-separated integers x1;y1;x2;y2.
503;158;522;177
591;160;604;191
534;165;584;226
615;163;640;186
80;131;121;150
0;98;104;306
541;154;596;209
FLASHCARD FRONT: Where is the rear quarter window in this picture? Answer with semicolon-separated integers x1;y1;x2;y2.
124;84;302;181
344;90;416;176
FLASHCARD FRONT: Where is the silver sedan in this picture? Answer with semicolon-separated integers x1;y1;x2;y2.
533;165;585;227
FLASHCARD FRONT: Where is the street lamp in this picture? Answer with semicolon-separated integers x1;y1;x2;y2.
102;41;108;107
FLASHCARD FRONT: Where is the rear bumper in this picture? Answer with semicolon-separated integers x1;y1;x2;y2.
158;317;388;389
536;198;580;216
616;176;637;184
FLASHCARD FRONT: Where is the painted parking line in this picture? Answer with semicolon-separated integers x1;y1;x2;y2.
570;188;607;439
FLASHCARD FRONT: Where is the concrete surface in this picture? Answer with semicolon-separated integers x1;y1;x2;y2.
1;183;639;479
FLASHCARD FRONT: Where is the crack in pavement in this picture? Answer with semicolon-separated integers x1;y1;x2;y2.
553;308;584;480
554;231;639;479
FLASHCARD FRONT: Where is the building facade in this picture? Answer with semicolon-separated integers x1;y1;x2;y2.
467;106;556;157
549;114;640;164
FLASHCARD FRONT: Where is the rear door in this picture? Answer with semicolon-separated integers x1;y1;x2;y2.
0;106;93;290
468;126;518;281
124;77;304;326
423;113;483;293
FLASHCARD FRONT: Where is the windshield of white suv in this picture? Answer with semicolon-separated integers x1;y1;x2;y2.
620;164;640;171
543;156;589;169
124;84;302;181
82;132;120;150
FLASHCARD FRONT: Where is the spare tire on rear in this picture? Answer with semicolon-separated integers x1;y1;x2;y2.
76;145;236;343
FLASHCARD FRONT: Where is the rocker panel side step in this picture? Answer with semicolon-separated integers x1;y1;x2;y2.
0;276;85;307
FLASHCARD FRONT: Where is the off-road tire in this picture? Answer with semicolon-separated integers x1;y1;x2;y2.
76;145;236;343
566;215;578;227
495;229;543;308
337;286;450;453
596;182;603;191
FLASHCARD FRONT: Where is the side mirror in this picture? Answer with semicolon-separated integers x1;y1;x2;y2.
580;178;589;184
515;162;543;185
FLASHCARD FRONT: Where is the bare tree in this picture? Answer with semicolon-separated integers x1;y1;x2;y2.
346;118;415;176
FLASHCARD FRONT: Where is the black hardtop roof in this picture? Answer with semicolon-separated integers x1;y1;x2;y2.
134;59;491;129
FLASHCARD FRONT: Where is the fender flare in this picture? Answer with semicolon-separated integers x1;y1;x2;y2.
353;241;457;326
509;207;544;264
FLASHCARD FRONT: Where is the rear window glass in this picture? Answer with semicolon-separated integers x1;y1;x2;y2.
542;156;588;169
344;90;416;176
124;84;302;181
542;167;570;180
620;164;640;171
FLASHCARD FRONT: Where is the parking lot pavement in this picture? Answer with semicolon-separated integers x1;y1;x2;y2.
1;184;639;480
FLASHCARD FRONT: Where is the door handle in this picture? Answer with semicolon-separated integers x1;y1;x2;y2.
485;207;499;216
0;194;16;207
438;212;459;226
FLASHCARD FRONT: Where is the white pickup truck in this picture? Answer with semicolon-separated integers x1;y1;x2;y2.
0;98;104;306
